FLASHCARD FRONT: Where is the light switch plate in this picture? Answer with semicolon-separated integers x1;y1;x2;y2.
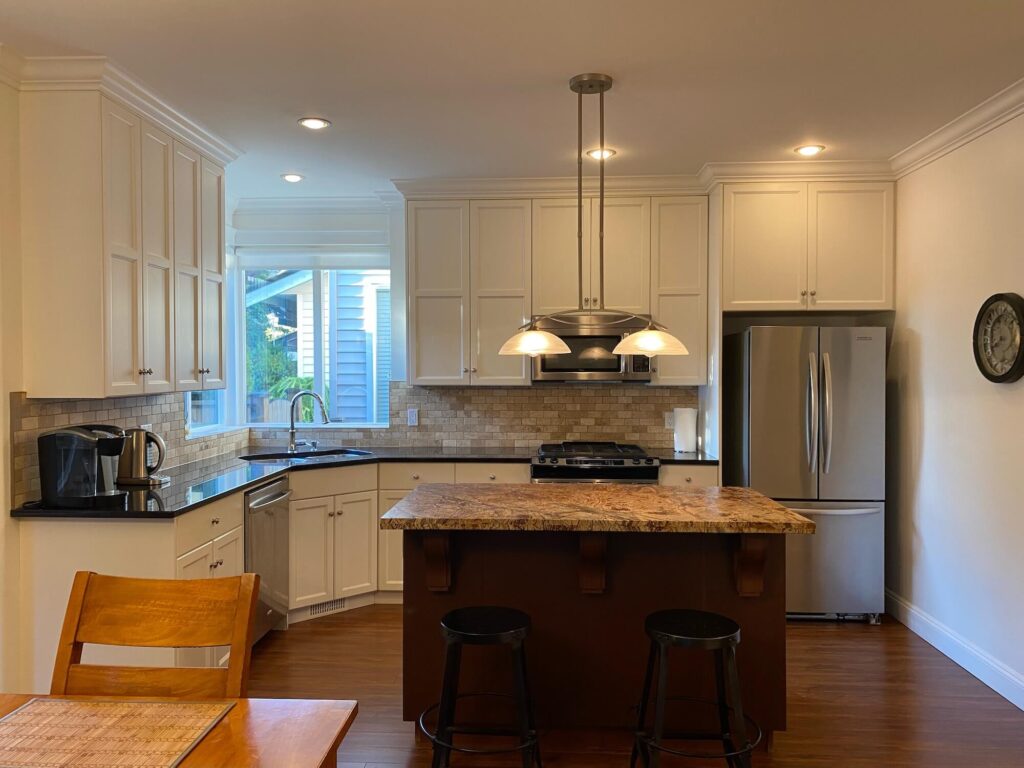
407;408;419;427
139;423;153;431
663;412;674;429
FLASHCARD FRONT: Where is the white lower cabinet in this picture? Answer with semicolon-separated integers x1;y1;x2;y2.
289;491;378;609
377;491;408;592
659;465;720;487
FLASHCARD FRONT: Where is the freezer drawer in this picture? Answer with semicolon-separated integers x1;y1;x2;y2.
785;502;884;616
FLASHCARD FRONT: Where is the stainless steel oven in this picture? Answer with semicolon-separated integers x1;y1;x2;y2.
530;312;652;382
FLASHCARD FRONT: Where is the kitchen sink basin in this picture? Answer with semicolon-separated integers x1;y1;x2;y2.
240;448;373;462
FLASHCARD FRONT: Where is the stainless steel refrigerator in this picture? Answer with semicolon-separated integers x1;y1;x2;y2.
724;326;885;620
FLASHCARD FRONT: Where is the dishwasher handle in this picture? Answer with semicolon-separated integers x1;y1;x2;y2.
248;489;292;511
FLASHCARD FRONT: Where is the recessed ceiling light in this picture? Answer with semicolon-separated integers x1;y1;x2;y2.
795;144;825;157
586;148;616;160
298;117;331;130
281;173;304;183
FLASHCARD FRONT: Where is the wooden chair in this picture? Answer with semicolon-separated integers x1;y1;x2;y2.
51;571;260;698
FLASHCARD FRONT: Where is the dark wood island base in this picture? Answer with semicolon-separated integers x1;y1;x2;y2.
384;483;814;745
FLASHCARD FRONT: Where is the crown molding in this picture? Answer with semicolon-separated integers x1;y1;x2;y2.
14;54;240;164
890;74;1024;178
392;174;705;199
697;160;895;187
232;196;389;217
0;45;25;89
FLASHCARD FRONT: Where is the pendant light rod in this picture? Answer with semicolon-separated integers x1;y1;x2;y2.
598;88;605;311
577;89;584;312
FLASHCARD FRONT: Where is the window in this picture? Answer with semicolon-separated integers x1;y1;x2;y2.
185;390;226;433
243;268;391;427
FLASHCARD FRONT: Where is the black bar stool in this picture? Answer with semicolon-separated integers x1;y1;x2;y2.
631;609;761;768
419;606;541;768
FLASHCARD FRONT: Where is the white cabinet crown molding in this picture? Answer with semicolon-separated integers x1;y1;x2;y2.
12;53;239;165
697;160;895;187
394;175;705;200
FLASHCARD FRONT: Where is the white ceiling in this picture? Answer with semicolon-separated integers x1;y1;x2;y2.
3;0;1024;204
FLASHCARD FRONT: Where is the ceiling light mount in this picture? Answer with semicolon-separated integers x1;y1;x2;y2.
569;73;613;94
795;144;826;157
281;173;304;183
298;117;331;130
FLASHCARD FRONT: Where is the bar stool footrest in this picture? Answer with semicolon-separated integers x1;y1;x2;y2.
636;695;762;761
419;692;539;757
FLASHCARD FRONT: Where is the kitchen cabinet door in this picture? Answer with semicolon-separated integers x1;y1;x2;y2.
174;541;215;667
172;142;203;391
200;158;225;277
532;198;592;314
102;98;144;396
807;182;894;310
592;197;650;314
140;122;175;393
470;199;532;385
201;276;226;389
408;200;471;385
723;183;808;311
377;491;407;591
334;491;378;599
651;197;708;385
210;524;243;667
289;497;335;609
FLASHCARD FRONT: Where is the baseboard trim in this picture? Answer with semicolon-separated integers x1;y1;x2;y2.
287;590;403;624
886;588;1024;711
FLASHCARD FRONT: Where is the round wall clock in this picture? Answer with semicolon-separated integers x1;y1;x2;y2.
973;293;1024;383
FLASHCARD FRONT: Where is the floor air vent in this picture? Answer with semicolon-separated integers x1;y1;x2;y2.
309;598;345;617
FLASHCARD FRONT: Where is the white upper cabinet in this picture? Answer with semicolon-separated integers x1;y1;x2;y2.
807;182;894;310
593;197;651;314
722;181;894;312
722;182;808;311
103;99;144;397
532;198;650;315
470;199;532;385
651;197;708;385
532;198;591;315
408;200;472;385
173;142;204;391
19;90;231;398
140;122;175;394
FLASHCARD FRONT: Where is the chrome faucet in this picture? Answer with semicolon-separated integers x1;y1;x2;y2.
288;390;331;452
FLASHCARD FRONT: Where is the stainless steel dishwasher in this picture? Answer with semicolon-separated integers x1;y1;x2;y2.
245;477;291;644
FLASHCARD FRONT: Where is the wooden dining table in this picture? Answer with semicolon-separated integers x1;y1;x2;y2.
0;693;358;767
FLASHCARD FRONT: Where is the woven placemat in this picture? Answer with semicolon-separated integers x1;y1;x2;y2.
0;698;234;767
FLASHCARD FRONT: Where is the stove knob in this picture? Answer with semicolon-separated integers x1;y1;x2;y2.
537;457;546;463
550;458;559;464
632;458;641;465
644;458;654;465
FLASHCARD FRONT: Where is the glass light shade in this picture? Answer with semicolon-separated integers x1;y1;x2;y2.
613;329;689;357
498;329;570;357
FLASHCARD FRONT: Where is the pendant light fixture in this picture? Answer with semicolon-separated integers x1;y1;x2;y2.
499;73;688;359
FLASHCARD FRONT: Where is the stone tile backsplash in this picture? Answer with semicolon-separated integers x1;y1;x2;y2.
9;382;697;506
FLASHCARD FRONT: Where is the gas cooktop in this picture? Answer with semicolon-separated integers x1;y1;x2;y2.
532;441;659;483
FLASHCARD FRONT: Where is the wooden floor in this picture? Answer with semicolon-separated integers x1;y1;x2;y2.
248;605;1024;767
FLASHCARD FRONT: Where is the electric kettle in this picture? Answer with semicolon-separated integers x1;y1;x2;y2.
116;428;169;486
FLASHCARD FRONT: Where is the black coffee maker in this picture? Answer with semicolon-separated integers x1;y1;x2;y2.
37;425;128;509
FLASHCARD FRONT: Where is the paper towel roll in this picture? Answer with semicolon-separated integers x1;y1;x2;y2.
673;407;698;453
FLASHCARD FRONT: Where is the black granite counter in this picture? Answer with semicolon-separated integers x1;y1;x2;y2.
11;445;717;520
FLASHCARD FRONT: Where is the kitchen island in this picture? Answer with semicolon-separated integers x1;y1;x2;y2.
381;483;814;743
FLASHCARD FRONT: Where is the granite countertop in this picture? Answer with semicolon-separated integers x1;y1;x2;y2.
11;445;718;521
380;483;815;534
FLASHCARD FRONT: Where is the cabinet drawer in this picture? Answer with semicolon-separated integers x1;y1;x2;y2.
659;465;720;488
454;462;531;484
289;463;377;500
378;462;455;490
175;494;243;557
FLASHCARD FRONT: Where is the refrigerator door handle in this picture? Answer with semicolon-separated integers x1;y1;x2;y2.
822;351;834;474
807;352;818;474
789;507;880;517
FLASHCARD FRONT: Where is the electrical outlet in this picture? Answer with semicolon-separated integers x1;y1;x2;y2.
663;412;674;429
407;408;419;427
139;423;153;431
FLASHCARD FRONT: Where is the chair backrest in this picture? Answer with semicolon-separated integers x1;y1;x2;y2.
51;571;260;698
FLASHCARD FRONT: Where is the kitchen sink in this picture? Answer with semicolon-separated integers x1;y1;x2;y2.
240;448;373;462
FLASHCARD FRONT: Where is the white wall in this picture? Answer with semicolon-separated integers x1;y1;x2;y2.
888;112;1024;709
0;77;23;692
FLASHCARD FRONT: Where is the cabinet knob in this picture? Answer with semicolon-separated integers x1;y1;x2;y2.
138;368;146;376
809;290;817;297
211;517;220;525
412;473;420;480
592;296;599;305
685;476;693;483
328;511;335;517
462;367;469;373
583;297;590;306
489;474;496;480
147;368;154;376
800;290;808;297
471;367;478;373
